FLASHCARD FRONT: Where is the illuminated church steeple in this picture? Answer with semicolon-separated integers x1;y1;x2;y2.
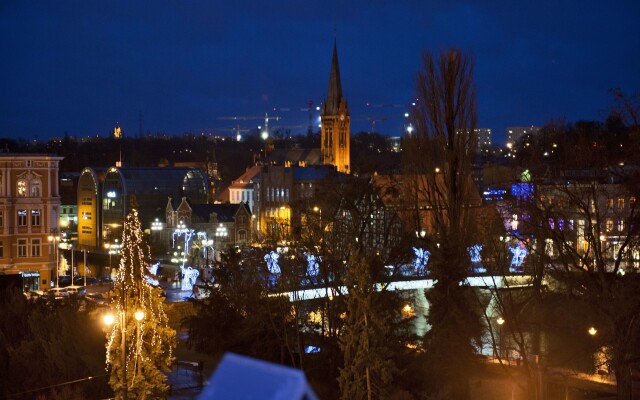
321;40;350;174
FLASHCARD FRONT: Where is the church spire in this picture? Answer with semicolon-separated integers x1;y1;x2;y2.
324;39;344;116
320;39;350;174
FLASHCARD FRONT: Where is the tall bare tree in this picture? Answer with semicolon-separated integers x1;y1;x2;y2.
404;49;483;399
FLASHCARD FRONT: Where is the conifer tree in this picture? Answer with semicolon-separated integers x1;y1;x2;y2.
105;204;176;399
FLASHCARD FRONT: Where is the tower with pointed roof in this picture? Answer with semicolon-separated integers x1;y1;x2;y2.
321;40;350;174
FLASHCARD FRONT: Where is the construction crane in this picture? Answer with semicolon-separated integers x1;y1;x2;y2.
217;113;281;140
352;116;388;134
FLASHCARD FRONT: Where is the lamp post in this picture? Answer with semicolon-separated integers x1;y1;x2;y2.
104;303;145;398
105;243;112;277
70;243;74;286
48;233;61;287
497;316;505;359
201;238;213;267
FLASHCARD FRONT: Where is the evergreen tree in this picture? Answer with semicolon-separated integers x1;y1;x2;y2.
338;256;398;400
105;205;176;399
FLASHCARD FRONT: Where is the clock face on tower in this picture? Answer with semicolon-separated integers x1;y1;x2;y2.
340;114;345;121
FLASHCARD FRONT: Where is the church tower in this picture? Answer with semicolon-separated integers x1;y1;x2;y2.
321;40;350;174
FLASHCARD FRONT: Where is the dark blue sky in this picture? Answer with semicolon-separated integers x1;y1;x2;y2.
1;1;639;144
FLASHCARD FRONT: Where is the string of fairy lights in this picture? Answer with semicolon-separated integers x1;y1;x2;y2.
105;208;173;390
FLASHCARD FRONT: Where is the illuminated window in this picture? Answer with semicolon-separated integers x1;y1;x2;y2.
17;210;27;226
606;219;613;232
17;179;27;197
31;239;41;257
608;198;614;208
18;239;27;257
618;198;625;209
618;220;624;232
31;210;41;226
31;179;41;197
631;196;636;206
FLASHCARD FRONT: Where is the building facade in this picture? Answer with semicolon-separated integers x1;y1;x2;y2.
0;154;64;290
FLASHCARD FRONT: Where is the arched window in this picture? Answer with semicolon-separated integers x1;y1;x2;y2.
30;179;41;197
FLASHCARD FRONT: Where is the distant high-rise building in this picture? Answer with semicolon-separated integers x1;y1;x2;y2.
321;40;350;174
475;128;492;151
506;126;540;147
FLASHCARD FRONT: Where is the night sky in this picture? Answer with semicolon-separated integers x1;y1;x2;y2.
1;1;639;144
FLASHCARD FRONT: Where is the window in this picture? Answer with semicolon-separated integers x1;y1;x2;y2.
631;196;636;206
608;198;614;208
31;210;41;226
618;220;624;232
17;210;27;226
18;239;27;257
239;230;247;241
31;239;41;257
0;240;3;257
17;179;27;197
0;211;3;227
606;219;614;232
618;198;625;209
31;179;41;197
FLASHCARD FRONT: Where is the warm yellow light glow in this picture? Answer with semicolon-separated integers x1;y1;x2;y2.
104;314;115;325
134;310;145;321
588;326;597;336
497;317;505;325
403;304;413;313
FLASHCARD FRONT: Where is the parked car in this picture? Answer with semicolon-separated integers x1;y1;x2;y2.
24;290;45;300
86;292;110;307
73;276;99;286
47;287;69;299
58;276;72;287
66;285;87;296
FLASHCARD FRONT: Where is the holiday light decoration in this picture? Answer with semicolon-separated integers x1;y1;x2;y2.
304;252;319;277
105;206;175;399
172;222;200;291
468;244;483;263
509;241;529;270
412;247;430;275
146;261;160;286
265;250;281;274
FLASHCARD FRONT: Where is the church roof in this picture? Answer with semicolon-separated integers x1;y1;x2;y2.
190;202;250;223
264;148;321;166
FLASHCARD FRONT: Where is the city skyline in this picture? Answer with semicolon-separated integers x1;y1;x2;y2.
1;1;639;144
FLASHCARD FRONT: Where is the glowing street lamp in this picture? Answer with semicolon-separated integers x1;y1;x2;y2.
103;305;145;398
496;317;505;359
48;233;61;287
588;326;598;336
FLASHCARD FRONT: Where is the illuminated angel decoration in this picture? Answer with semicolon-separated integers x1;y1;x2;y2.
412;247;430;275
182;267;200;291
146;261;160;286
509;241;529;270
304;252;319;277
468;244;483;264
264;251;281;274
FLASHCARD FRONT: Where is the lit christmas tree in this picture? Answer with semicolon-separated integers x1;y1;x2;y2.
105;201;176;399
